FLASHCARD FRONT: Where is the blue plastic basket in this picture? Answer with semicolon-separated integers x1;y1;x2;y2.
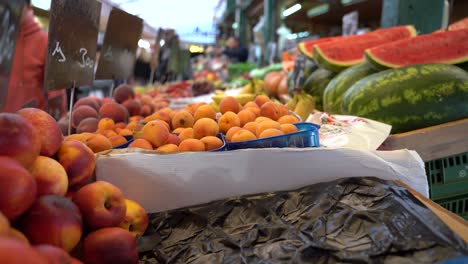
226;122;320;151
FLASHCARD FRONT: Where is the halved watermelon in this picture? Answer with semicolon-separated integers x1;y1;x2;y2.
448;17;468;31
313;25;417;72
297;36;344;59
365;29;468;69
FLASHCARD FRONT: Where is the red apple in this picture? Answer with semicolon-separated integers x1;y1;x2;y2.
0;237;48;264
83;227;138;264
119;199;149;237
0;156;37;221
19;195;83;252
34;244;75;264
73;181;126;230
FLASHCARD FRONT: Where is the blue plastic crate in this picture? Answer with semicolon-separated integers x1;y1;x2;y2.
226;122;320;151
115;134;227;152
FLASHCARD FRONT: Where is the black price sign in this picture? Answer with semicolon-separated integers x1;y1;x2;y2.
44;0;101;91
95;8;143;80
0;0;24;109
290;54;306;92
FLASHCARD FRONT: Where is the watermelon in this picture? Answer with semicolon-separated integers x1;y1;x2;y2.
323;63;378;114
287;60;318;90
314;25;417;72
448;17;468;31
297;36;343;59
365;29;468;70
341;64;468;133
303;68;336;111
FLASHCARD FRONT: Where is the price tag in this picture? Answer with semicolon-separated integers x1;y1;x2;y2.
0;0;24;109
44;0;101;91
95;8;143;80
343;11;359;36
289;54;306;92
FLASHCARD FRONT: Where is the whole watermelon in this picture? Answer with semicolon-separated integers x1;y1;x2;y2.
303;68;336;111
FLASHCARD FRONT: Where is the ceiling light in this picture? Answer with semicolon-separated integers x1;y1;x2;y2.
307;4;329;18
283;3;301;17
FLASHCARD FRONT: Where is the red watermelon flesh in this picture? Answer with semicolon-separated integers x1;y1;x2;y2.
365;29;468;68
298;36;344;59
449;17;468;31
314;25;417;67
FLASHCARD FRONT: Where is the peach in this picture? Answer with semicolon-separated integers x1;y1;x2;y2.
281;123;298;134
165;134;181;146
99;103;129;124
113;84;135;104
0;237;48;264
128;138;153;150
0;113;41;168
243;122;258;136
225;126;243;142
194;104;216;121
57;140;96;188
259;128;284;138
172;127;185;134
141;120;170;148
218;111;241;134
122;99;141;116
129;115;143;123
19;195;83;252
219;96;240;114
255;116;271;123
118;128;133;137
109;135;127;148
178;128;194;141
97;117;115;132
65;133;93;144
145;111;172;128
115;122;126;130
8;228;29;245
73;181;126;230
89;96;103;108
85;134;113;153
256;120;281;137
17;108;64;157
83;227;138;264
278;115;300;124
71;105;99;128
35;244;75;264
140;104;152;117
119;199;149;236
102;97;114;104
231;129;257;142
76;117;99;133
0;212;9;236
179;139;205;152
30;156;68;196
254;95;270;107
200;136;224;150
260;102;282;121
193;118;219;139
140;95;152;106
156;144;179;154
245;107;260;117
172;110;194;129
74;97;100;112
0;157;37;221
160;107;175;118
58;115;71;136
238;109;257;127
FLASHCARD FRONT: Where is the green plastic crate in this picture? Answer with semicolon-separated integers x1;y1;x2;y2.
425;152;468;200
435;195;468;221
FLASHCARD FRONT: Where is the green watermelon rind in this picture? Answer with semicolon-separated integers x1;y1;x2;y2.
341;64;468;134
323;63;378;114
303;68;336;110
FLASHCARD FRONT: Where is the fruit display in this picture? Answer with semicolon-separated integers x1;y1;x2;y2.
302;68;337;111
0;108;149;263
341;64;468;133
297;36;343;59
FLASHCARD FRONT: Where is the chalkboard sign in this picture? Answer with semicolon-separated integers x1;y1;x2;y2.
289;54;306;93
44;0;101;91
0;0;24;109
95;8;143;80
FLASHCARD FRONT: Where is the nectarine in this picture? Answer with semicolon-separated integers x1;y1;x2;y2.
30;156;68;196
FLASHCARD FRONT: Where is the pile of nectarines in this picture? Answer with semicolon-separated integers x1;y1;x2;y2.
0;109;149;263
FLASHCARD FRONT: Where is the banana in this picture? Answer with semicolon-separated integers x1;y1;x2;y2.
294;93;316;121
239;83;253;94
285;94;299;111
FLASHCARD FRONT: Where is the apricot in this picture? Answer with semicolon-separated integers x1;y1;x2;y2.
76;117;98;133
254;95;270;107
122;99;141;116
159;107;175;119
278;104;290;117
115;122;126;130
65;133;92;144
113;84;135;104
85;134;113;153
184;103;204;115
256;120;281;137
225;127;243;142
194;104;216;121
99;103;129;124
97;118;115;131
125;121;139;131
238;109;257;127
243;122;258;136
259;128;284;138
255;116;271;123
231;129;257;142
172;127;185;134
200;136;223;151
141;120;170;148
260;102;282;121
109;135;127;148
128;139;153;150
219;96;240;114
244;107;260;117
278;115;300;124
156;144;179;154
280;124;298;134
71;105;99;129
145;111;172;128
165;134;182;146
118;129;133;137
179;139;205;152
178;128;194;141
193;118;219;139
243;101;259;109
171;111;194;129
99;130;118;138
218;111;241;134
129;116;143;123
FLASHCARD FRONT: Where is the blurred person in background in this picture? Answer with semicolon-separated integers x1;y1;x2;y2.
218;37;248;63
1;0;67;119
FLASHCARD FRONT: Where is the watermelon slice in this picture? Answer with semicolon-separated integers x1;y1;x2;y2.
448;17;468;31
313;25;417;72
365;29;468;69
297;36;344;59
